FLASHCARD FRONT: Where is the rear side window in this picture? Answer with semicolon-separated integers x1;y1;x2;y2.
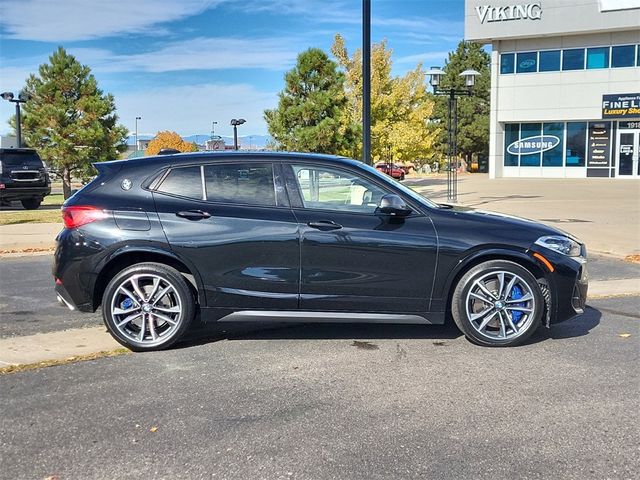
157;166;203;200
204;163;275;206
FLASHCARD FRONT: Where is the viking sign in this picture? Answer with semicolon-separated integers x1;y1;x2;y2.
507;135;560;155
475;3;542;23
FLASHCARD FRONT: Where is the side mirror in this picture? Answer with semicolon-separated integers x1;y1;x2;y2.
376;194;412;217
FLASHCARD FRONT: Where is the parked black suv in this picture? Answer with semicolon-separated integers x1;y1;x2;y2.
0;148;51;209
53;152;588;350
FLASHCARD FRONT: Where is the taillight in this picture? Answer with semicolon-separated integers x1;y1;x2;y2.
62;206;107;228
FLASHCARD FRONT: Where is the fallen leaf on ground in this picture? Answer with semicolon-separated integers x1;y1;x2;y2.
150;426;158;432
618;333;631;338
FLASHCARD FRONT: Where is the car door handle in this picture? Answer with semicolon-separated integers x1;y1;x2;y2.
307;220;342;231
176;210;211;220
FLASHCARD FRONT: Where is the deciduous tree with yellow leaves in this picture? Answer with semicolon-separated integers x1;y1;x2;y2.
145;131;198;156
331;34;439;165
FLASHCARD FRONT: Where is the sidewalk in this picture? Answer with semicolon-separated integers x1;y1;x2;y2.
407;174;640;258
0;222;60;251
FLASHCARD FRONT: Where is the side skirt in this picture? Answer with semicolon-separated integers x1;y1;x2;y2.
212;310;443;324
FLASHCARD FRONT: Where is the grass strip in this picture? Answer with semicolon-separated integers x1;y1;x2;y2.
0;209;61;225
0;348;131;375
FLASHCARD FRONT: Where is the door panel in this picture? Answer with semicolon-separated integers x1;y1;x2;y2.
286;163;437;313
153;163;299;310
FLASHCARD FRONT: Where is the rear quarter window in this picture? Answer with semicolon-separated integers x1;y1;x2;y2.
156;166;203;200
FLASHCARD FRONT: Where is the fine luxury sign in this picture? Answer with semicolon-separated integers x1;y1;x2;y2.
475;3;542;23
602;93;640;119
507;135;560;155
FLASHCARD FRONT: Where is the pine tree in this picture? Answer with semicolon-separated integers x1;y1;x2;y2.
264;48;359;155
15;47;128;198
431;41;491;168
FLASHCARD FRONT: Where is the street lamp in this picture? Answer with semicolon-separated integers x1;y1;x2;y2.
134;116;141;152
230;118;246;150
1;91;31;148
427;67;480;203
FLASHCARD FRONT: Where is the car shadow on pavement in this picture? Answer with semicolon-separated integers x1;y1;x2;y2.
179;321;463;348
178;307;601;349
524;305;601;345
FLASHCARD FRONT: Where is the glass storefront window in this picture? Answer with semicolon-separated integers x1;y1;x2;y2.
520;123;542;167
504;124;519;166
516;52;537;73
501;53;515;74
587;47;609;69
566;123;587;167
611;45;636;67
562;49;585;70
539;50;561;72
542;123;564;166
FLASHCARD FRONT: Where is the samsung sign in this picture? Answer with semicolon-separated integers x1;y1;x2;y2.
475;3;542;23
507;135;560;155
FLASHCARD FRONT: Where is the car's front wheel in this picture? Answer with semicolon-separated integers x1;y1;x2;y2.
102;262;195;351
451;260;543;347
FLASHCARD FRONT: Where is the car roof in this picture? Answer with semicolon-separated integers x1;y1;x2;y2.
101;151;364;170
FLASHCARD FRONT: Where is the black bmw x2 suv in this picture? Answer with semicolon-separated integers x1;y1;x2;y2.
53;152;588;350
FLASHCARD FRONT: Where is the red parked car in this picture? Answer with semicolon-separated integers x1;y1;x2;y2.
375;162;405;180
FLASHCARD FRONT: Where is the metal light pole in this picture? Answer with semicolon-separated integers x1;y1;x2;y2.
1;91;30;148
134;116;141;152
362;0;371;165
427;68;480;203
230;118;246;150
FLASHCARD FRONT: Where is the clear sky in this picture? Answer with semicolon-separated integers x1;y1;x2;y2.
0;0;465;138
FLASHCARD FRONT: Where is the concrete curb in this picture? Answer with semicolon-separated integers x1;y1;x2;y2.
0;278;637;368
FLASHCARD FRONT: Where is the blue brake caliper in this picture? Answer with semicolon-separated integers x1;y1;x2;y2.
508;285;525;324
120;297;134;310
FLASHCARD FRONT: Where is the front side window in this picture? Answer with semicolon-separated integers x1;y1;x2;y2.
500;53;515;74
291;165;390;213
611;45;636;67
562;49;585;70
157;166;203;200
204;163;275;206
516;52;537;73
587;47;609;69
539;50;561;72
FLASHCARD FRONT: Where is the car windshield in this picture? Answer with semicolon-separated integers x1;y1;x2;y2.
357;162;439;209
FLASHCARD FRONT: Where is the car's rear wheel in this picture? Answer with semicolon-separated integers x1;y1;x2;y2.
102;262;195;351
21;198;42;210
451;260;543;347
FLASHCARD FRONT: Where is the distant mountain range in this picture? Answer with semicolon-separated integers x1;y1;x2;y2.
126;134;271;148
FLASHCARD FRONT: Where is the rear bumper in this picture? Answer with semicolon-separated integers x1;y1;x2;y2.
0;185;51;201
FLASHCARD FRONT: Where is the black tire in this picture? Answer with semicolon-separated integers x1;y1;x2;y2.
102;262;195;352
451;260;543;347
21;198;42;210
399;173;405;181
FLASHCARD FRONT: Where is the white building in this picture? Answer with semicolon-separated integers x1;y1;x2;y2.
465;0;640;179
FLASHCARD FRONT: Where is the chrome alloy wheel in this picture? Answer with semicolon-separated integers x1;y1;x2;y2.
110;274;183;347
464;270;537;341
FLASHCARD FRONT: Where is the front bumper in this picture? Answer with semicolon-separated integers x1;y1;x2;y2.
530;246;588;324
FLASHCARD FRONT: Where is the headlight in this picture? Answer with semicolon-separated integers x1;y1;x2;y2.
535;235;582;257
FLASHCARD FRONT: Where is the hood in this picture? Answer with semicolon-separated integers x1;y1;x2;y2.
437;203;575;240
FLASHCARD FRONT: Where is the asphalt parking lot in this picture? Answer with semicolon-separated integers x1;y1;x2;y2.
1;295;638;480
